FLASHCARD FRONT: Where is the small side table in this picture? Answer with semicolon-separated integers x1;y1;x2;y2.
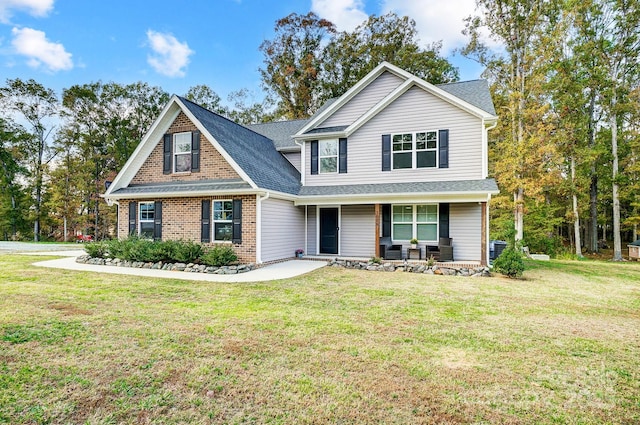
407;247;421;260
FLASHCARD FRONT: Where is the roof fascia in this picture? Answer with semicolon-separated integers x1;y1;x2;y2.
344;77;498;137
104;188;265;201
293;191;497;206
294;61;413;137
104;97;182;197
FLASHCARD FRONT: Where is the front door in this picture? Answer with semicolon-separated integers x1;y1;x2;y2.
319;207;339;255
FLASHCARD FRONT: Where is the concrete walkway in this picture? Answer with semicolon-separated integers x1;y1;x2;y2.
31;253;327;282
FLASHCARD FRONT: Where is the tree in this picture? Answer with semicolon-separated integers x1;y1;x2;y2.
0;118;30;240
321;13;459;100
185;85;228;115
259;12;336;119
0;79;59;241
463;0;558;243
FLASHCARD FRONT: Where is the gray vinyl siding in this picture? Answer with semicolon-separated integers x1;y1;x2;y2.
306;207;316;255
283;152;301;173
340;205;375;257
320;71;405;128
261;198;305;262
449;203;481;262
306;86;484;186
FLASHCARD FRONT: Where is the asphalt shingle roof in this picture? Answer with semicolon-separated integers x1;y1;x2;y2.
178;96;301;195
437;80;496;116
247;119;308;151
111;179;252;196
298;179;499;197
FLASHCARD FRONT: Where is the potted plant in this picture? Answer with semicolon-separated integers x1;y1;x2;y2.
295;249;304;258
410;238;418;249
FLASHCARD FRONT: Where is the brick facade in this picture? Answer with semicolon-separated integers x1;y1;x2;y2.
131;111;240;184
117;194;257;264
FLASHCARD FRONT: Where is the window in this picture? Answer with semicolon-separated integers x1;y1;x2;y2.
392;204;438;241
139;202;155;238
174;132;191;173
392;134;413;169
416;131;437;168
392;131;438;169
213;200;233;241
319;139;337;173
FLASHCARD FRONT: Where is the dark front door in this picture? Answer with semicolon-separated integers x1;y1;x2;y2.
319;208;339;255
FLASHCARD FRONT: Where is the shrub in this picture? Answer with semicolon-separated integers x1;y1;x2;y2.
493;247;525;278
200;245;238;267
84;241;108;258
164;240;204;264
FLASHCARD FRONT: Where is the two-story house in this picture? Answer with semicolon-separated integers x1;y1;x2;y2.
103;62;499;265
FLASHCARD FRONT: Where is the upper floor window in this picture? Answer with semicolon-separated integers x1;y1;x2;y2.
173;132;192;173
392;131;438;169
319;139;338;173
139;201;155;238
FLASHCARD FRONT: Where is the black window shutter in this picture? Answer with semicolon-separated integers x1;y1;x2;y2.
339;138;347;173
382;204;391;237
232;199;242;244
439;129;449;169
153;201;162;241
191;130;200;172
163;134;172;174
439;203;450;238
201;199;211;243
382;134;391;171
310;140;318;175
128;202;137;236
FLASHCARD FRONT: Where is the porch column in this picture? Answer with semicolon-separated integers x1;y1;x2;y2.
374;203;381;258
481;201;488;266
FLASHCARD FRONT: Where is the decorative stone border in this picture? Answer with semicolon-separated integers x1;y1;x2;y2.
76;255;256;275
328;259;491;277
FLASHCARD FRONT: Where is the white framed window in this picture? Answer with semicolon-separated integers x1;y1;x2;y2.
392;204;438;241
392;133;413;169
319;139;338;173
173;132;192;173
139;202;155;238
392;131;438;169
213;200;233;241
416;131;437;168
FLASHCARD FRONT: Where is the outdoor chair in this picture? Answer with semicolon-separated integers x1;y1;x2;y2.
379;236;402;260
426;237;454;262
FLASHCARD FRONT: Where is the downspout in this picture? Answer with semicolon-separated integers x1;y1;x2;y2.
305;205;308;256
256;191;270;264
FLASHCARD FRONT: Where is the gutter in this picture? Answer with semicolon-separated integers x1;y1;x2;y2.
256;191;270;264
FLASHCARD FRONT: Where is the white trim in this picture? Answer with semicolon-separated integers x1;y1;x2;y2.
296;62;414;137
391;203;439;243
318;139;339;174
316;205;341;256
138;201;155;238
294;191;498;206
212;199;233;242
256;192;269;264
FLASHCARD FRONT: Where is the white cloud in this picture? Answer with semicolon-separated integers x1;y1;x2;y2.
381;0;478;54
312;0;368;32
0;0;54;23
146;30;193;78
11;27;73;72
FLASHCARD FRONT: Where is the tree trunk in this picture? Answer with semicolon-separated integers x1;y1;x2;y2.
515;188;524;242
587;92;598;253
611;102;622;261
571;155;582;257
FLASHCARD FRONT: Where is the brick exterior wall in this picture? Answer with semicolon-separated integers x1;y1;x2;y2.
131;111;240;184
117;194;257;264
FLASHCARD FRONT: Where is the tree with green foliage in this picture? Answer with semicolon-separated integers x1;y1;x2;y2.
0;118;30;240
0;78;59;241
321;13;458;100
259;12;336;119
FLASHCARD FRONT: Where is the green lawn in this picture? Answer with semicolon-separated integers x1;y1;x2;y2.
1;255;639;424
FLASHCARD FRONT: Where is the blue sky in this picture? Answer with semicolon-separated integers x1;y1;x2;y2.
0;0;488;105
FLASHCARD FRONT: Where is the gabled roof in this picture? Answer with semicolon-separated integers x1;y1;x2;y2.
295;61;497;140
178;97;301;195
104;95;301;201
247;119;308;151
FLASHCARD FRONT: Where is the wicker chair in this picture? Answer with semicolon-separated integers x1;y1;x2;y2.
426;237;454;262
379;236;402;260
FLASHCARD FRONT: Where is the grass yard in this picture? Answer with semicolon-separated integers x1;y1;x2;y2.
0;255;639;424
